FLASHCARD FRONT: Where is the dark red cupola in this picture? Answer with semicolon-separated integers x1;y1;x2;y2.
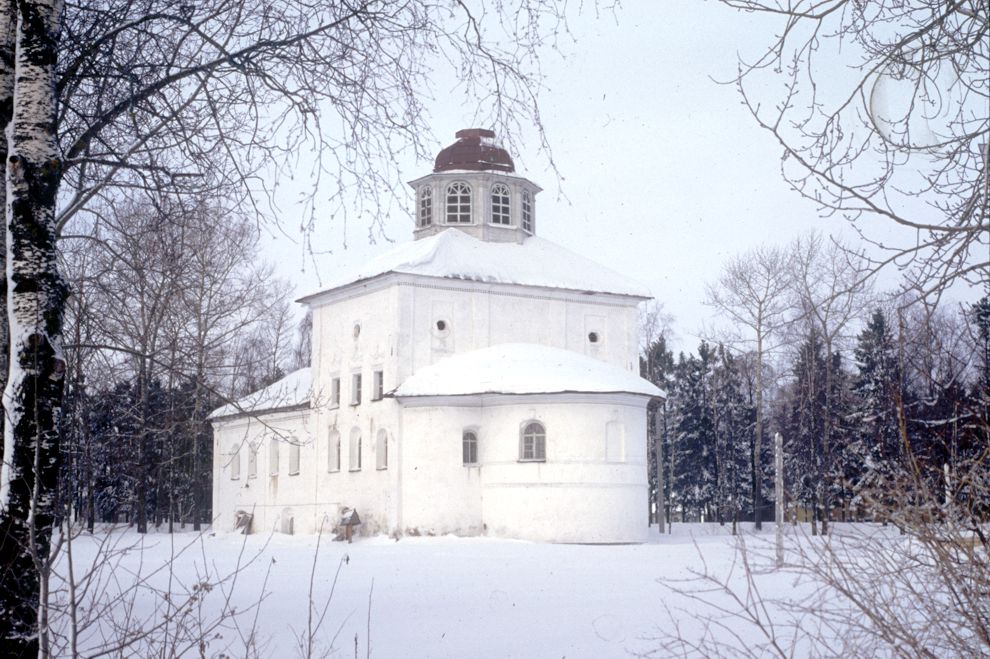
434;128;515;173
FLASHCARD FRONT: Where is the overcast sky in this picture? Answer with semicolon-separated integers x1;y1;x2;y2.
264;2;970;351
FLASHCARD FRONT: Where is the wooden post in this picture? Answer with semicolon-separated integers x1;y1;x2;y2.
775;431;784;568
655;407;665;534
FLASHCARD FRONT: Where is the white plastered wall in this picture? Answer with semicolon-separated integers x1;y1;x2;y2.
309;285;403;535
398;393;649;543
212;408;312;534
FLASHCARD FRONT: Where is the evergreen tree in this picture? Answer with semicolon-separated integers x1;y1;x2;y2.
710;345;755;530
643;335;675;525
849;310;902;517
784;329;828;529
670;344;718;521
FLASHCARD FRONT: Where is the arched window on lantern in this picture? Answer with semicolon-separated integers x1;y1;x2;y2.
418;186;433;227
445;182;472;224
491;183;510;225
521;189;534;233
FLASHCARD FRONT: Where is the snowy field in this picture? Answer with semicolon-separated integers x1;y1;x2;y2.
51;523;896;658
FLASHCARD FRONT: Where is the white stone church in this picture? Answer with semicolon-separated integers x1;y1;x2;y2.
211;129;663;543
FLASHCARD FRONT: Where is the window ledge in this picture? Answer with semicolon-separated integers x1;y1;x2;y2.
463;463;479;468
376;466;388;471
288;471;300;476
349;468;362;473
518;458;547;463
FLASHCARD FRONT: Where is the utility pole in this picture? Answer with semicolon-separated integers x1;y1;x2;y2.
775;431;784;568
655;406;665;534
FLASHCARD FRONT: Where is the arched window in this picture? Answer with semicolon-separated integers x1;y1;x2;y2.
349;427;362;471
288;439;301;475
269;438;279;476
247;442;258;478
376;429;388;470
328;429;341;472
520;422;546;462
446;182;472;224
521;189;534;233
462;430;478;465
230;444;241;479
491;183;510;225
418;186;433;227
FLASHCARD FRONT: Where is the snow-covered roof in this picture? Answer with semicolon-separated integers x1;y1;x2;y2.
210;368;311;420
299;229;651;301
391;344;664;398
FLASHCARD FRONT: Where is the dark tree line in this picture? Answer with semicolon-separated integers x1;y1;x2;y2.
645;297;990;532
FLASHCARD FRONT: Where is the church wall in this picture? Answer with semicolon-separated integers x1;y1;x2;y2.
294;277;647;541
400;282;642;380
309;285;403;536
478;396;648;543
396;405;485;536
398;394;649;543
212;408;312;534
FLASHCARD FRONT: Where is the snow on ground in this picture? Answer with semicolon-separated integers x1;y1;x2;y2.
51;523;893;658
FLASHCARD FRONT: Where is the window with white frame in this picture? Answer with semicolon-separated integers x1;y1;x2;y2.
445;182;472;223
418;186;433;227
289;440;301;475
328;429;341;472
376;429;388;470
247;442;258;478
351;373;362;405
462;430;478;465
520;422;546;461
491;183;510;225
230;444;241;479
349;427;362;471
269;438;279;476
522;189;534;233
372;370;384;401
330;377;340;408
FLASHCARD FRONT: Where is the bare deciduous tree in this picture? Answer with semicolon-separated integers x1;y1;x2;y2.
789;233;872;534
706;244;792;529
719;0;988;300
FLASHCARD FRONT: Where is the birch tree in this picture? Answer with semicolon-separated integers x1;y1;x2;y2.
0;1;67;654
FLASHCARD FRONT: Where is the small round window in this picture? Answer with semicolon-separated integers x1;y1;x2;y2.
588;332;599;343
353;323;361;339
436;320;447;331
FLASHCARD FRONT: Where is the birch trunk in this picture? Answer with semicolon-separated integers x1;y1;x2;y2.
0;0;66;652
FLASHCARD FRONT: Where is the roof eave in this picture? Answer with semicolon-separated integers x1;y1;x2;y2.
298;270;650;307
209;401;311;423
389;389;663;400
